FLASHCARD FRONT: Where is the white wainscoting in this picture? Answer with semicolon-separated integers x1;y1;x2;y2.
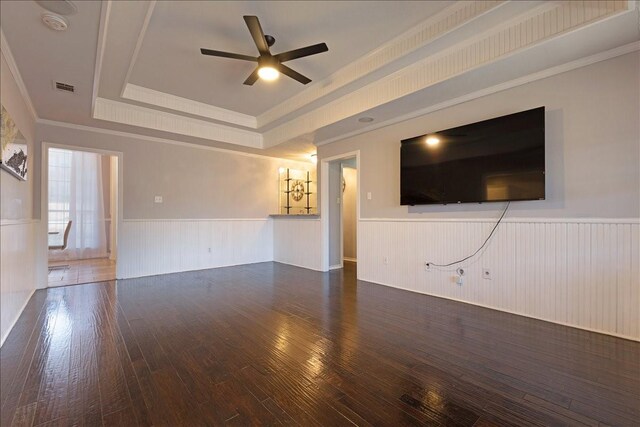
118;219;273;279
273;218;323;271
1;220;38;346
358;218;640;341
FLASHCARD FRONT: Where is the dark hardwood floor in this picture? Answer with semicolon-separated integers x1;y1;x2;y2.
1;262;638;426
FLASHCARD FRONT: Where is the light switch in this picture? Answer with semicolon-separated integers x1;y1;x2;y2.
154;196;163;203
367;192;372;200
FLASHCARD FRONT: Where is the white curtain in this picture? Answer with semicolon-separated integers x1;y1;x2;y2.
48;149;107;261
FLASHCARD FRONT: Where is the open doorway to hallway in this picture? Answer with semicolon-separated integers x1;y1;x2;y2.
341;159;357;266
46;147;117;286
327;156;358;270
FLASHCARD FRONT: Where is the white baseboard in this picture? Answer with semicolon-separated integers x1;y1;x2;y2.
273;261;324;272
361;275;639;342
0;288;36;348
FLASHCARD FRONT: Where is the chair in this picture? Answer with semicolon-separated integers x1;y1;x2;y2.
48;220;72;271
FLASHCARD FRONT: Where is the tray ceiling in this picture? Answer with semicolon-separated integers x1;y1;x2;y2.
128;1;453;116
1;0;638;160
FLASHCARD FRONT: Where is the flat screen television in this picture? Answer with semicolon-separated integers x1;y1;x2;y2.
400;107;545;205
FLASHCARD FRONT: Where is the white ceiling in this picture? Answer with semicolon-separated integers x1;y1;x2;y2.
1;0;639;161
130;1;453;116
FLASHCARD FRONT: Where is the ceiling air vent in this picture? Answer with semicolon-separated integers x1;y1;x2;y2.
54;82;75;93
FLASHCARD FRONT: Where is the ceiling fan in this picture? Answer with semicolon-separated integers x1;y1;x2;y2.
200;15;328;86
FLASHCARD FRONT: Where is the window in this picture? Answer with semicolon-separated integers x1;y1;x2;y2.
48;148;72;236
47;148;108;260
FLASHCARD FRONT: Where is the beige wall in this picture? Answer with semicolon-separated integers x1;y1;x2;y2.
318;52;640;220
342;166;357;260
35;124;312;220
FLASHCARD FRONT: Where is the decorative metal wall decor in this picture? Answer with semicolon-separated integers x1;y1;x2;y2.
278;168;316;215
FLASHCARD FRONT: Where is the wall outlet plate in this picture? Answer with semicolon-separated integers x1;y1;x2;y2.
154;195;163;203
425;262;431;272
482;268;492;280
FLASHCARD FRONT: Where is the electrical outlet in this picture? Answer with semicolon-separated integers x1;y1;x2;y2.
425;262;432;272
367;192;372;200
208;247;212;253
383;256;388;265
455;267;465;286
482;268;492;280
154;195;163;203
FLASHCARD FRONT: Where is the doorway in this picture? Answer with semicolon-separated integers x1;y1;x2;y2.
321;152;359;272
341;159;357;265
45;145;118;287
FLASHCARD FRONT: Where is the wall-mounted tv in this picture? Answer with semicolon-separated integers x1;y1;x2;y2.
400;107;545;205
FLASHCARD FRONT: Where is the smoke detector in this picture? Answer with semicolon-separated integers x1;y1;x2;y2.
42;13;68;31
35;1;77;16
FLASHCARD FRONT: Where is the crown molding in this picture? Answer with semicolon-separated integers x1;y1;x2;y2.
263;0;632;148
316;41;640;147
0;28;38;120
91;0;111;116
93;97;263;148
36;118;311;164
256;0;506;127
122;83;258;129
120;0;156;98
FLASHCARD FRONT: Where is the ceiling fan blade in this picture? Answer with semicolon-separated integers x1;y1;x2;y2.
200;48;257;62
278;64;311;85
243;68;260;86
275;43;328;63
243;15;270;55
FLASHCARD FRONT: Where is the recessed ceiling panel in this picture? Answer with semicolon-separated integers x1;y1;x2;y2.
128;1;453;116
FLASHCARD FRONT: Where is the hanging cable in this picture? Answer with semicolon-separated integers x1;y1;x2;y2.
426;202;510;268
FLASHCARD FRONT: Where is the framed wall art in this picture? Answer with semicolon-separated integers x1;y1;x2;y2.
0;104;28;181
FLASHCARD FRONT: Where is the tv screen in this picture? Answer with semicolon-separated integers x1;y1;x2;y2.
401;107;545;205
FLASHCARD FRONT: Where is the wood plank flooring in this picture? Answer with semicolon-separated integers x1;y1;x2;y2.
1;261;638;426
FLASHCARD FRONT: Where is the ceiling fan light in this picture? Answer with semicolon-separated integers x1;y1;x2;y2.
258;66;279;81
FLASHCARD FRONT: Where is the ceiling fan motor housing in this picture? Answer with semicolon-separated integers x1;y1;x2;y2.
264;35;276;47
259;56;279;68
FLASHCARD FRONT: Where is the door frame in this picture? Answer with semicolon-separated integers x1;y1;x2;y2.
40;142;124;286
320;150;360;273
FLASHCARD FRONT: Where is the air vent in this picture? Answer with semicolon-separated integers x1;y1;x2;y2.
55;82;75;93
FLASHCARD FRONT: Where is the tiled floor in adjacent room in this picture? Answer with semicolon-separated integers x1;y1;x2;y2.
47;257;116;287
